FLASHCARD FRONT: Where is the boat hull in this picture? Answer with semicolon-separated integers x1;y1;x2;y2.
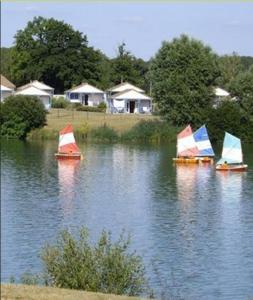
216;164;248;172
173;158;199;164
55;153;82;160
198;157;214;164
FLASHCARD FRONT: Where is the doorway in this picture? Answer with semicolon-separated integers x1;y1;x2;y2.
129;101;135;113
82;94;89;106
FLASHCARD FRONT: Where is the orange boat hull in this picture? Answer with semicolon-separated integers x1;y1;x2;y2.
173;158;199;164
199;157;214;164
55;153;81;160
216;164;248;172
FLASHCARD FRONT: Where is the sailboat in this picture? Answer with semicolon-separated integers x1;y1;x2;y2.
193;125;215;163
55;124;82;159
173;125;199;163
216;132;247;171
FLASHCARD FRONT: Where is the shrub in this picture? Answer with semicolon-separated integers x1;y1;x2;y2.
89;125;119;142
1;95;46;139
97;102;107;112
66;102;82;110
41;227;147;296
121;120;179;143
51;97;68;108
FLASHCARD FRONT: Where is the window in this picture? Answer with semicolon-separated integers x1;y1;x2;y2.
70;93;79;99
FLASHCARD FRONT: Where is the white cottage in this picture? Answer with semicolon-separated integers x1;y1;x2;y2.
107;82;145;95
15;86;52;109
1;85;14;101
111;89;152;113
213;87;232;108
17;80;54;96
65;83;105;106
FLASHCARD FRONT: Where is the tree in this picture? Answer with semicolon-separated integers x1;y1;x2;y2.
111;43;149;90
216;53;243;88
1;47;13;80
41;227;147;296
1;95;46;139
205;101;253;143
10;17;105;93
229;66;253;116
150;35;220;126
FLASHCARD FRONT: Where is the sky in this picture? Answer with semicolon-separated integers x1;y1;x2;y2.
1;2;253;60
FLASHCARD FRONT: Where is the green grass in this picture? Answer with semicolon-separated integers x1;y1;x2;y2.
28;109;177;143
1;284;143;300
45;109;158;134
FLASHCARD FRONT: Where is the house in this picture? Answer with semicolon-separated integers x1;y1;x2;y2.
0;75;15;101
107;82;145;95
107;82;152;113
15;86;52;109
65;83;105;106
17;80;54;96
213;87;234;108
111;89;152;113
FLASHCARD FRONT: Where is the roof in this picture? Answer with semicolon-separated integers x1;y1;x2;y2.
112;89;151;100
108;82;144;93
66;83;104;94
1;75;15;89
214;87;230;97
15;86;51;96
17;80;54;91
1;85;13;92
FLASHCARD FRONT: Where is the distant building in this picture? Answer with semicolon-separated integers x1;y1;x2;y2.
213;87;232;107
107;82;152;114
0;75;15;101
15;86;52;110
17;80;54;96
65;83;105;106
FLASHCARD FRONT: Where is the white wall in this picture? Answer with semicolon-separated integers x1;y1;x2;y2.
39;95;51;110
1;90;13;102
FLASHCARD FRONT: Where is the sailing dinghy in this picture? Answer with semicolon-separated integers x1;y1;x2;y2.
55;124;82;160
193;125;215;163
173;125;199;163
216;132;247;171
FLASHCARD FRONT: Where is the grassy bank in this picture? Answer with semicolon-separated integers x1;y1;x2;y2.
28;109;178;143
1;284;143;300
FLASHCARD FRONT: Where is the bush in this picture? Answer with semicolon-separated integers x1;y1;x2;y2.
76;103;107;113
89;125;119;142
66;102;82;110
41;227;147;296
121;120;179;143
51;97;68;108
97;102;107;112
1;95;46;139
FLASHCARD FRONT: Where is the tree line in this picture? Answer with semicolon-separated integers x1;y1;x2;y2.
1;16;253;141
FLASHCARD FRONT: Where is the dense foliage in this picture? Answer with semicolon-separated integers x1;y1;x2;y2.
150;35;220;126
51;97;68;108
205;101;253;143
0;95;46;139
9;17;106;93
229;66;253;117
41;227;147;296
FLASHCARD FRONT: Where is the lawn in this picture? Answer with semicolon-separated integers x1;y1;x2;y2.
46;109;158;134
1;284;143;300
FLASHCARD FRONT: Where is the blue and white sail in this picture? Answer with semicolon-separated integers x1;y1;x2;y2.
193;125;214;157
217;132;243;164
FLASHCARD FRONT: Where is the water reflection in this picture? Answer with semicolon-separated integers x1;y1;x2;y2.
58;159;81;216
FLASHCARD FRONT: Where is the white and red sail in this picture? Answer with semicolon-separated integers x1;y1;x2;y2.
177;125;199;157
58;124;80;154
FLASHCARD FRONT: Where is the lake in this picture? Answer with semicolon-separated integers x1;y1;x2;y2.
1;140;253;299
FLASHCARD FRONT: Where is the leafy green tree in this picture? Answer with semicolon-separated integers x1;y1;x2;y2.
111;43;149;90
240;56;253;71
205;101;253;142
1;95;46;139
10;17;105;93
150;35;220;126
41;227;147;296
1;47;13;80
229;66;253;116
216;53;243;88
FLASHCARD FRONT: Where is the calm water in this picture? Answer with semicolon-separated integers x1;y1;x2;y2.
1;140;253;299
